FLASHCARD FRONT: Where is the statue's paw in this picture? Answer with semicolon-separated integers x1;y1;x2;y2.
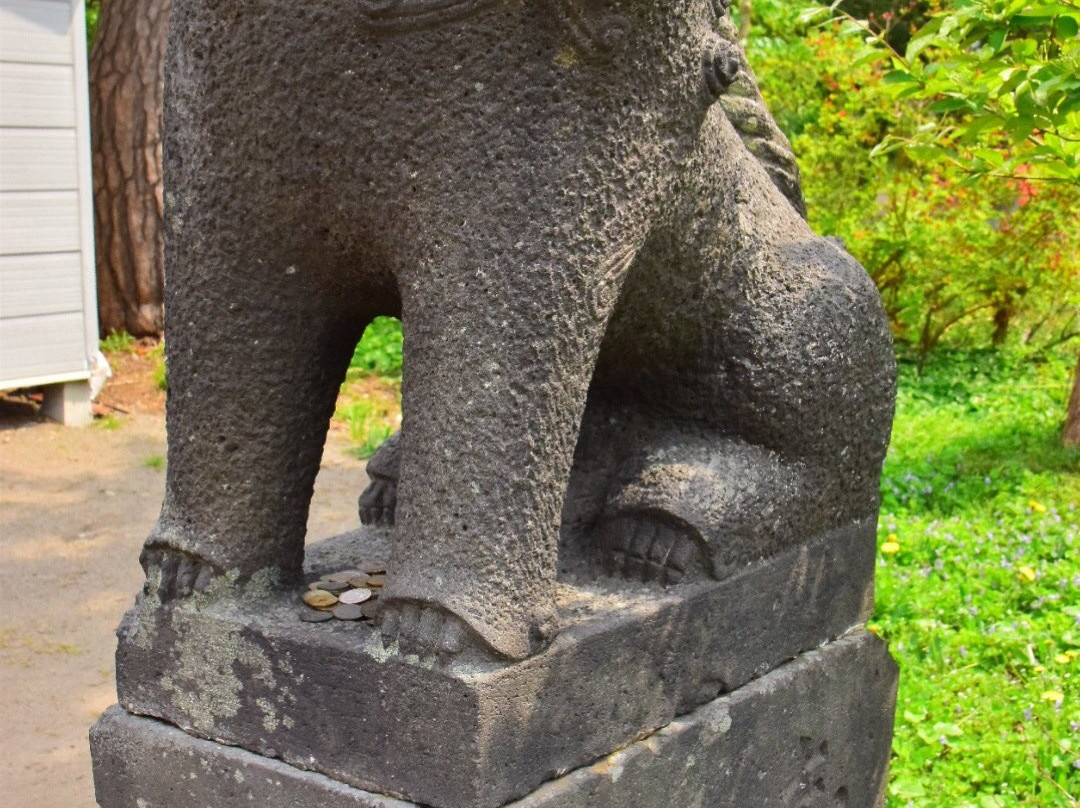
378;600;483;660
359;432;400;527
359;476;397;526
598;513;709;585
140;544;218;601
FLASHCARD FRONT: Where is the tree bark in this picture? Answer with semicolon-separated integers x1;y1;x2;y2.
89;0;171;337
1064;352;1080;448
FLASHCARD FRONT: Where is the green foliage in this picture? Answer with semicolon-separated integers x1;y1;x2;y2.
100;330;136;354
149;341;167;390
350;317;403;379
806;0;1080;184
874;347;1079;805
339;399;395;460
84;0;100;48
746;3;1080;361
92;412;122;431
143;454;166;470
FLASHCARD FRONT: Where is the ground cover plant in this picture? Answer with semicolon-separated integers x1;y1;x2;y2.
873;347;1078;805
337;317;402;458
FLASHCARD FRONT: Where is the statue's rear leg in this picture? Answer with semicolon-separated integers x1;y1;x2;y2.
590;145;895;584
142;230;365;601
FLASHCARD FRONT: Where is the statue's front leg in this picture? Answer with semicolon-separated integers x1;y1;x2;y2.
143;222;364;601
377;242;634;662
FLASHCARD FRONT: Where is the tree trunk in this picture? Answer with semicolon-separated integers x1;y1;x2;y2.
739;0;752;40
1064;352;1080;448
89;0;171;337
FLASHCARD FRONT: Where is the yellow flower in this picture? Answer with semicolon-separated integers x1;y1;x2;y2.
1040;690;1064;702
1056;654;1072;665
1018;566;1037;583
881;541;900;555
1028;500;1047;513
867;624;882;636
1033;665;1047;673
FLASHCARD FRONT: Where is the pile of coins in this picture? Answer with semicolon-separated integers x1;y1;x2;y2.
300;563;387;623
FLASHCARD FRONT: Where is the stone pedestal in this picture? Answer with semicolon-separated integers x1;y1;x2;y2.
92;631;896;808
92;524;896;808
42;379;92;427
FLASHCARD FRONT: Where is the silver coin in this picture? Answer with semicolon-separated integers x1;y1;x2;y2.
299;609;334;623
332;604;364;621
339;587;373;605
326;570;363;583
316;580;350;593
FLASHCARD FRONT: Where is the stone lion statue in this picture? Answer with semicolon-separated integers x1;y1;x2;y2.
142;0;895;662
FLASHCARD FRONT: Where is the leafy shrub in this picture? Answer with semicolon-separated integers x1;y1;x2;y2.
350;317;403;379
746;3;1080;361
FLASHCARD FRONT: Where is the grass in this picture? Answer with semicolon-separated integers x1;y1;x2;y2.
338;334;1078;802
876;348;1079;806
336;318;403;457
99;330;136;354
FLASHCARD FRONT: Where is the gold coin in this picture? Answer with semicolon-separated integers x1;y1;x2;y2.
302;590;338;609
339;587;373;605
366;574;386;588
358;563;386;575
348;575;370;588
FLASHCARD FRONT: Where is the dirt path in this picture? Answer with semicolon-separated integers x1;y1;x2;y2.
0;395;370;807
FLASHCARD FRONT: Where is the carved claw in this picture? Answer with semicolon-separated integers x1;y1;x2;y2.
359;477;397;526
378;600;470;660
599;514;708;585
141;544;219;600
705;45;742;98
359;432;401;526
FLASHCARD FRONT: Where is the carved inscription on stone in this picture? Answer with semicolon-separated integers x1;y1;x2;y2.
780;738;850;807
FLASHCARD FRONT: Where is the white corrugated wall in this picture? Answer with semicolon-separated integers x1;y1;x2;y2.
0;0;97;390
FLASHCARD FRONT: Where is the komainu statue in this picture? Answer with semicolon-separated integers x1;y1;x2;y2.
142;0;895;663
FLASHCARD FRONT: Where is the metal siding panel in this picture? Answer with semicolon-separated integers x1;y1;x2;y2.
69;0;98;353
0;128;79;190
0;62;76;127
0;0;74;65
0;252;82;317
0;190;81;254
0;309;86;381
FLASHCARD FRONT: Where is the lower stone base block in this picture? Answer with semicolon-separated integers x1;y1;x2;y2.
92;631;896;808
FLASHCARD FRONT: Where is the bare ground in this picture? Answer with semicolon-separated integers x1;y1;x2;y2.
0;362;374;806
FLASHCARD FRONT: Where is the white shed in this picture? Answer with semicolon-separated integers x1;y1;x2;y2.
0;0;98;425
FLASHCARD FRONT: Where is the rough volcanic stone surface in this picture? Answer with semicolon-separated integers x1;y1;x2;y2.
93;632;897;808
141;0;897;668
116;522;874;808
